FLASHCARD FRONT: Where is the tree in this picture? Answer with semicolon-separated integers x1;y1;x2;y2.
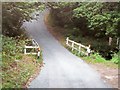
46;2;78;26
47;2;120;38
2;2;45;37
73;2;120;38
47;2;120;59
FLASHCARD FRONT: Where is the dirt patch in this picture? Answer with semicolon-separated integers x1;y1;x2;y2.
25;63;44;88
14;55;43;88
23;55;44;88
44;13;119;89
89;63;118;88
2;54;43;88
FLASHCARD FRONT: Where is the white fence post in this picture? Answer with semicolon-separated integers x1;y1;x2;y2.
24;46;26;54
72;41;74;51
66;37;69;45
78;45;81;53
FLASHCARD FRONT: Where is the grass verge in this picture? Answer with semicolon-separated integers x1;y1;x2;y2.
2;35;43;88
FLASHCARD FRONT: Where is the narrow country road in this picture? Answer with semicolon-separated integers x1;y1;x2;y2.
23;10;110;88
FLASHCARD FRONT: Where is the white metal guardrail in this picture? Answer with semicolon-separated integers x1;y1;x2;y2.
32;39;39;46
66;37;91;56
24;39;40;55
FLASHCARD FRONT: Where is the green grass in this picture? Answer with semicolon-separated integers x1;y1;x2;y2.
2;35;43;88
28;50;43;64
66;46;118;68
2;55;42;88
111;51;119;64
64;28;119;62
67;46;106;63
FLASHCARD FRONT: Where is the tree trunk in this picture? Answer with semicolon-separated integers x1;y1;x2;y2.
109;37;112;46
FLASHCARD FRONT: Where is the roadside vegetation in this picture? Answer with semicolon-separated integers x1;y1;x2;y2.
45;2;119;66
46;13;119;67
0;35;2;89
45;3;119;88
2;2;44;88
2;35;43;88
1;2;119;88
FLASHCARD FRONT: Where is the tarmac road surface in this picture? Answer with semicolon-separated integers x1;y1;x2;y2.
23;10;110;88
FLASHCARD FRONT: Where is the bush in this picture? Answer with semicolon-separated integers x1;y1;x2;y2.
2;35;43;88
91;53;106;63
111;51;119;64
2;35;25;62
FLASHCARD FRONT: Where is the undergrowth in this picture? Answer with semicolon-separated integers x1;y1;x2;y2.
67;46;119;67
2;35;43;88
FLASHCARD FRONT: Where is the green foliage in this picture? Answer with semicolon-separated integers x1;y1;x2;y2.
2;35;24;88
47;2;77;26
111;51;119;64
73;2;120;37
0;35;1;89
47;2;75;9
67;43;119;64
2;35;25;62
2;55;42;88
48;2;120;37
67;45;107;63
48;2;119;61
2;2;46;88
91;53;106;63
2;2;45;37
2;35;43;88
